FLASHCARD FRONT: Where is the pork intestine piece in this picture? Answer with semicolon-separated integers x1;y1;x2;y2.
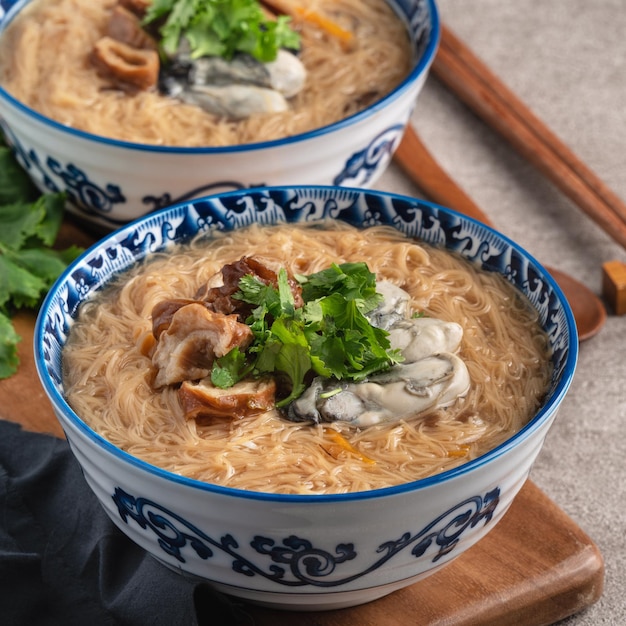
151;303;253;388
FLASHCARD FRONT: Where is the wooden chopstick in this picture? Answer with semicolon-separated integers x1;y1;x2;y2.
430;24;626;250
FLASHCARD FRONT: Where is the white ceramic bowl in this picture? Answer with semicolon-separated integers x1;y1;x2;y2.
0;0;439;231
34;186;577;611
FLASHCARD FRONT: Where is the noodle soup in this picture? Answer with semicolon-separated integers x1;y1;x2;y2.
36;188;576;608
0;1;438;228
63;222;552;495
0;0;413;146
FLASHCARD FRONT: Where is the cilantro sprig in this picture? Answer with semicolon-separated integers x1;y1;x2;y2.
0;136;83;379
211;262;403;407
143;0;301;62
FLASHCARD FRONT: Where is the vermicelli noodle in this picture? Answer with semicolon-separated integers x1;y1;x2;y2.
0;0;413;146
63;223;552;495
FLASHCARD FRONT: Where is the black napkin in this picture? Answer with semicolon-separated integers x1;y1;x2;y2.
0;420;255;626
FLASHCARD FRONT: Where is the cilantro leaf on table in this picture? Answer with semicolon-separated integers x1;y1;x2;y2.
143;0;301;62
0;315;20;380
0;252;48;311
0;140;39;206
0;192;66;250
0;136;83;379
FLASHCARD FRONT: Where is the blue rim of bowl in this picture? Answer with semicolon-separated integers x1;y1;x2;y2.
34;185;578;503
0;0;440;154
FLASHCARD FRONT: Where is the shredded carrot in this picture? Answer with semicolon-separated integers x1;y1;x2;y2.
322;427;376;464
294;6;353;45
261;0;354;47
447;445;471;458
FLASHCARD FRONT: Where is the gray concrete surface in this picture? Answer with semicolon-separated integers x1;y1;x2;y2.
376;1;626;622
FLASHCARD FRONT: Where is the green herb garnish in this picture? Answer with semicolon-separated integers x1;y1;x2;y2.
143;0;301;62
0;137;83;379
211;262;403;407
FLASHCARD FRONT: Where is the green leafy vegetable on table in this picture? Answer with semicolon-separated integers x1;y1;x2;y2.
0;136;83;379
143;0;301;62
211;262;404;407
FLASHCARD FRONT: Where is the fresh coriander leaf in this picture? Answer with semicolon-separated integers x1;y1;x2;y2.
0;253;47;311
307;333;345;379
0;192;65;250
271;331;312;407
144;0;301;62
307;294;400;381
254;316;312;406
273;342;311;407
185;22;225;58
271;16;301;53
212;347;249;388
236;274;278;307
11;246;82;291
246;302;271;341
302;298;323;324
331;297;392;357
0;142;39;205
270;316;308;353
143;0;177;23
252;334;282;374
30;193;67;248
301;262;382;314
0;312;20;379
277;268;295;317
0;201;47;251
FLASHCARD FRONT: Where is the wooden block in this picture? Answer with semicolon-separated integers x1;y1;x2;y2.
602;260;626;315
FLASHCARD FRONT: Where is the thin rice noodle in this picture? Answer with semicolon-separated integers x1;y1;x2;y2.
0;0;412;146
63;223;552;495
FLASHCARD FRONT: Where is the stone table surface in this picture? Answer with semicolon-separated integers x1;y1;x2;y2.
376;1;626;623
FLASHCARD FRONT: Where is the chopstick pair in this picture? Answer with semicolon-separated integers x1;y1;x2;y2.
430;24;626;251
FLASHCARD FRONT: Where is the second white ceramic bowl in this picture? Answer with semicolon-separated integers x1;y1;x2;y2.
0;0;439;230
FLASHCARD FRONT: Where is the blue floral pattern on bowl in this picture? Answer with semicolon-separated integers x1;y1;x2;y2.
112;484;500;586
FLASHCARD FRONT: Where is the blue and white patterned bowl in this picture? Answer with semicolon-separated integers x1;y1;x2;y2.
34;186;577;610
0;0;438;231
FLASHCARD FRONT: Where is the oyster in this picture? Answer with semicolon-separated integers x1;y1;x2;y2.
288;354;470;426
286;283;471;426
160;48;306;119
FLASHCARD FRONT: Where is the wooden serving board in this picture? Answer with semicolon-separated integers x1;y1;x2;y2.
0;220;605;625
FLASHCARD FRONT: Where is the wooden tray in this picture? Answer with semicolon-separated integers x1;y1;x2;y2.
0;220;605;625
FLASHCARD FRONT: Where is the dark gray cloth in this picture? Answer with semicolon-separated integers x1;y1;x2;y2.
0;420;253;626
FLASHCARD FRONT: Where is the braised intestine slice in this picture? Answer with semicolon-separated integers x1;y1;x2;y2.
91;2;158;91
106;5;157;50
179;377;276;421
91;36;159;90
151;298;200;339
151;303;253;388
195;256;303;318
118;0;151;18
